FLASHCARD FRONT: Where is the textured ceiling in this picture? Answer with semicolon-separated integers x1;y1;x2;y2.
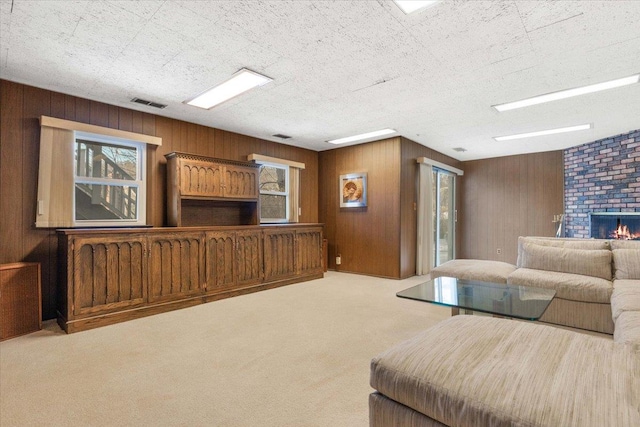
1;0;639;160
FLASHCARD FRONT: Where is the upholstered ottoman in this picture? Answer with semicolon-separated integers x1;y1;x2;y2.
430;259;517;284
370;316;640;427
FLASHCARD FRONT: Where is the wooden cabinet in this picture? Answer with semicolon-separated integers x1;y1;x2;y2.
1;263;41;340
70;235;146;316
147;232;204;303
206;229;263;294
166;152;259;226
58;224;322;333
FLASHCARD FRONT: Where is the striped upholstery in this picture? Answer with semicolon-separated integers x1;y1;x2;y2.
614;311;640;345
516;236;610;267
370;316;640;427
369;393;447;427
518;242;613;280
508;268;612;303
430;259;517;284
611;280;640;322
612;249;640;279
538;297;614;334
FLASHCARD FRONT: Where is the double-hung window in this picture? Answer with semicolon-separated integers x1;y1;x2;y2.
258;162;289;223
73;132;146;226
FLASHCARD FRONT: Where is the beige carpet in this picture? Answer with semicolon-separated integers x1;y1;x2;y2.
0;271;449;427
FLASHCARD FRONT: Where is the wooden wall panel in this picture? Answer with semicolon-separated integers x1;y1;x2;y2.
459;151;564;264
0;79;319;320
318;138;402;278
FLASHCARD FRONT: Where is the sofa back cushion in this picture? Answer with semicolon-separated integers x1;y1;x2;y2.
611;240;640;250
519;242;613;280
613;249;640;279
517;236;611;268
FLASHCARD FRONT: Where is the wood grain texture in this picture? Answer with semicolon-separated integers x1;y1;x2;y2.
0;262;42;340
459;151;564;264
1;79;318;320
57;224;322;332
319;137;462;279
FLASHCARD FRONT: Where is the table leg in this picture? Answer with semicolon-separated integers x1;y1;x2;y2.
451;307;459;316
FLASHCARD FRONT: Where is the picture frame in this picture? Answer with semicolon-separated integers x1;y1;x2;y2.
340;172;367;208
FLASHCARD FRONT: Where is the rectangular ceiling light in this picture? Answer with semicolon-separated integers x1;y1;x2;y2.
327;129;397;145
494;124;591;141
393;0;441;14
493;74;640;112
186;68;272;109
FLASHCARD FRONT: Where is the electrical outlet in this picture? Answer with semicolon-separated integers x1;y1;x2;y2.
497;248;502;255
336;255;341;265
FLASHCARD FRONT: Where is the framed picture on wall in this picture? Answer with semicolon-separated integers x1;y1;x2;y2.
340;172;367;208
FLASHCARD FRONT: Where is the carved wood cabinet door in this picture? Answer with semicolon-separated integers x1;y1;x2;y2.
223;164;259;199
295;228;324;276
179;159;224;198
147;233;205;303
72;235;147;316
263;228;297;282
235;229;263;286
205;231;236;293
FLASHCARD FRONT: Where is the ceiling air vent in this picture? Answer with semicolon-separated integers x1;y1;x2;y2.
131;97;167;109
452;147;467;152
273;134;292;139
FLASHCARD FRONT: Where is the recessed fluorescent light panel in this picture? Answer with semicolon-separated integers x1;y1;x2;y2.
494;124;592;142
493;74;640;112
186;68;272;109
393;0;441;14
327;129;397;145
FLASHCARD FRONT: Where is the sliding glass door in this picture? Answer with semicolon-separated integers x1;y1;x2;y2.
432;168;455;266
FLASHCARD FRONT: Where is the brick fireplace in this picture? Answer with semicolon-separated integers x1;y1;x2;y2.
564;129;640;238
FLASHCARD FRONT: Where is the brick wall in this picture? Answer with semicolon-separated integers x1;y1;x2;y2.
564;129;640;238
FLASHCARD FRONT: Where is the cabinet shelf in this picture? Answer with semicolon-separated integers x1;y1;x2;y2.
166;152;260;227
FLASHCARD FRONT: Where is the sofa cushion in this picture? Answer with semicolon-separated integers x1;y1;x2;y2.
611;240;640;250
614;311;640;346
507;268;612;303
611;279;640;322
370;316;640;427
430;259;517;284
519;242;612;280
613;249;640;279
516;236;610;267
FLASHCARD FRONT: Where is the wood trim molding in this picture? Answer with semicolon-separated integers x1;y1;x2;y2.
417;157;464;176
247;153;306;169
40;115;162;146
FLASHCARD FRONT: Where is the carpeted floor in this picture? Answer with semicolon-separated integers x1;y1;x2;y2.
0;271;449;427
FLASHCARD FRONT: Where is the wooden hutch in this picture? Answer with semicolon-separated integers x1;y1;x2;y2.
57;152;323;333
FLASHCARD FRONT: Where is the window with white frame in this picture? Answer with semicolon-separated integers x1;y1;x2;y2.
35;116;159;229
258;162;289;222
73;132;146;226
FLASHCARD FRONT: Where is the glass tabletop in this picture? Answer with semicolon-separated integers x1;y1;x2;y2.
396;276;556;320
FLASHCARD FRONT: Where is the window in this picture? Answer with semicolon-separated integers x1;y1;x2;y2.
73;132;146;226
259;162;289;222
36;116;161;228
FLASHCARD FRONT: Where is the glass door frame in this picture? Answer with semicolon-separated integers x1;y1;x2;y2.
433;167;456;267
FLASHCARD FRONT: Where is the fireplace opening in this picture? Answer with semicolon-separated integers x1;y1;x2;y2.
590;213;640;240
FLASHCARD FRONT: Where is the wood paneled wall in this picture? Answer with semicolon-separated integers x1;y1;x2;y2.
319;138;402;278
319;137;462;279
0;79;318;320
459;151;564;264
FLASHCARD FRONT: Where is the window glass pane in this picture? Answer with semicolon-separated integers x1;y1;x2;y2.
75;183;138;220
75;140;137;180
260;194;287;220
259;166;286;192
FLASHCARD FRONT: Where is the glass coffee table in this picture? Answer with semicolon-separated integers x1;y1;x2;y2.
397;276;556;320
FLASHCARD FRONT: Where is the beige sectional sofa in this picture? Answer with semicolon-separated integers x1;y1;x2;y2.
369;237;640;426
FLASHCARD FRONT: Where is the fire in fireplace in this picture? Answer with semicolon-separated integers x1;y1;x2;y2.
590;213;640;240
